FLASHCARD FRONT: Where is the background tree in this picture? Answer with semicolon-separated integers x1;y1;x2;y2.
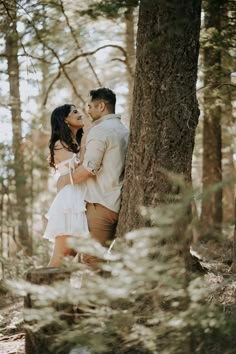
124;5;136;122
220;0;236;227
4;0;31;255
200;0;236;240
201;0;223;239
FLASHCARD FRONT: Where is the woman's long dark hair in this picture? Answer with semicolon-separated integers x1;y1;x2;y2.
49;104;83;168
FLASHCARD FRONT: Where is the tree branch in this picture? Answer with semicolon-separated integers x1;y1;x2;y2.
43;69;62;106
111;58;126;63
17;53;51;64
64;44;134;78
59;0;102;87
110;57;134;78
15;1;86;107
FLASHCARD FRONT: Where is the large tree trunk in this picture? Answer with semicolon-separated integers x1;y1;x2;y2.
117;0;201;237
200;0;223;238
5;3;31;255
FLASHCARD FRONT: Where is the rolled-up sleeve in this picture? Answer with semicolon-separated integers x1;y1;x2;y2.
82;136;106;175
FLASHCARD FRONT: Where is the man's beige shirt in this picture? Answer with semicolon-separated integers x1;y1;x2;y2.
82;113;129;212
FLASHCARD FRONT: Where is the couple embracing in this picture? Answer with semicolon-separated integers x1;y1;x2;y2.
43;87;129;269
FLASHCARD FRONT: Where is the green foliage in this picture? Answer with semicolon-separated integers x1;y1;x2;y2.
6;194;235;354
201;0;236;59
80;0;139;19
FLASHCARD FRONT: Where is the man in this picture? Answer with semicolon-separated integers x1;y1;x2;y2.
58;87;129;267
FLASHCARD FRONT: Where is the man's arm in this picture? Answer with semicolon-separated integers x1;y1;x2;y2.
57;129;106;191
57;165;94;191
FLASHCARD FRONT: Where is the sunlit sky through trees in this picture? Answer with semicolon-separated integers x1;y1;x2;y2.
0;15;129;143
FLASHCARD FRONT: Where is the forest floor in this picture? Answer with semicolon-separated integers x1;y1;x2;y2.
0;239;236;354
0;293;24;354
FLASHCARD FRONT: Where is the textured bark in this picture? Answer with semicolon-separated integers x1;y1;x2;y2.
124;6;136;124
222;70;235;225
117;0;201;237
35;4;51;219
201;0;224;237
231;199;236;272
0;177;4;278
5;3;31;254
221;3;235;225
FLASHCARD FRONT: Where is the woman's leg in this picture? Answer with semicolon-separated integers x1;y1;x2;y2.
48;235;76;267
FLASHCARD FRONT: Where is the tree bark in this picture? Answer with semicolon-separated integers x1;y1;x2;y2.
221;2;235;226
5;3;31;254
117;0;202;237
221;68;235;226
124;6;136;125
231;199;236;272
201;0;223;238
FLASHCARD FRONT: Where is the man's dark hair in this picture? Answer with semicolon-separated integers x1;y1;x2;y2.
89;87;116;113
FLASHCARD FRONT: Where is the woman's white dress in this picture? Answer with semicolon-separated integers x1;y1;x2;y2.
43;154;89;242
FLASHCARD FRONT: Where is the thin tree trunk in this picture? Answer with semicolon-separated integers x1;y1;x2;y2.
222;72;235;226
117;0;201;237
0;176;4;279
5;3;31;255
38;3;51;216
41;4;49;132
221;3;235;225
201;0;223;238
230;199;236;272
124;6;136;125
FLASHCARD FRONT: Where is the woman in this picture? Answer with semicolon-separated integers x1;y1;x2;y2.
43;104;89;267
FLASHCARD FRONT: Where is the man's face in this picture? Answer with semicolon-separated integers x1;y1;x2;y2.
88;98;101;120
87;98;103;121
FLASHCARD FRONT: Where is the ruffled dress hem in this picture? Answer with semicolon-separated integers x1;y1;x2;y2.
43;154;88;243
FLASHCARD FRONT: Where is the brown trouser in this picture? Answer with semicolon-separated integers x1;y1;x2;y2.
81;202;118;268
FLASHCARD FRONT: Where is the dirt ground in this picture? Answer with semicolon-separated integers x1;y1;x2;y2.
0;336;24;354
0;295;24;354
